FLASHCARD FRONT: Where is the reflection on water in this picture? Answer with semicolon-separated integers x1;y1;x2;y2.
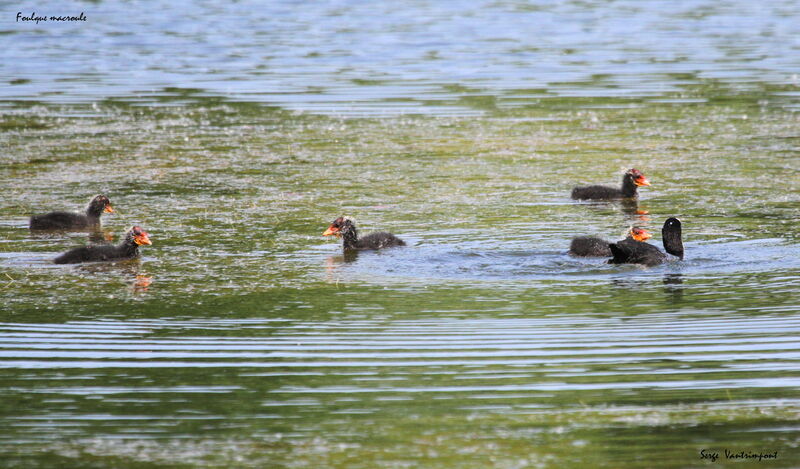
87;230;116;244
341;250;359;264
29;228;115;244
325;250;361;266
621;199;650;219
131;275;153;293
663;273;684;286
662;273;684;301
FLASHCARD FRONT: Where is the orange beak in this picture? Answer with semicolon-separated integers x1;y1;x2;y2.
104;204;115;214
134;231;152;246
631;228;653;242
634;176;651;187
322;226;339;237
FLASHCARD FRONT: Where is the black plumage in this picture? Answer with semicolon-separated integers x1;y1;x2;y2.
569;227;651;257
54;226;151;264
30;195;115;230
570;236;612;257
661;217;684;259
608;218;684;266
571;169;651;200
323;217;405;251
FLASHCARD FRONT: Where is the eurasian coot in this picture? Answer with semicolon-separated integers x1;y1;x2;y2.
608;218;684;266
30;195;115;230
322;216;405;251
54;226;151;264
571;169;651;200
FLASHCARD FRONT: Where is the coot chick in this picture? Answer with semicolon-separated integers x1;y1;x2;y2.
30;195;115;230
571;169;651;200
322;216;405;251
570;227;651;257
609;218;683;266
54;226;151;264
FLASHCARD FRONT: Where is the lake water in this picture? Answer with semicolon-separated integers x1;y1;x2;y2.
1;0;799;467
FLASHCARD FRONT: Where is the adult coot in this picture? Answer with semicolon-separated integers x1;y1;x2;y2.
608;218;684;266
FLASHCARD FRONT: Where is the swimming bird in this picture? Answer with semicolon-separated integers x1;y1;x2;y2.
30;195;115;230
569;227;652;257
571;169;651;200
322;216;405;251
608;218;684;266
54;226;151;264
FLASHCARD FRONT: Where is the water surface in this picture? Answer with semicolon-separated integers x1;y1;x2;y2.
1;1;800;467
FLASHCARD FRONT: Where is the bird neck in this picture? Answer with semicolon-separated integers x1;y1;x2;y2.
662;228;684;259
621;175;638;198
85;206;103;218
341;225;359;250
118;236;141;256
